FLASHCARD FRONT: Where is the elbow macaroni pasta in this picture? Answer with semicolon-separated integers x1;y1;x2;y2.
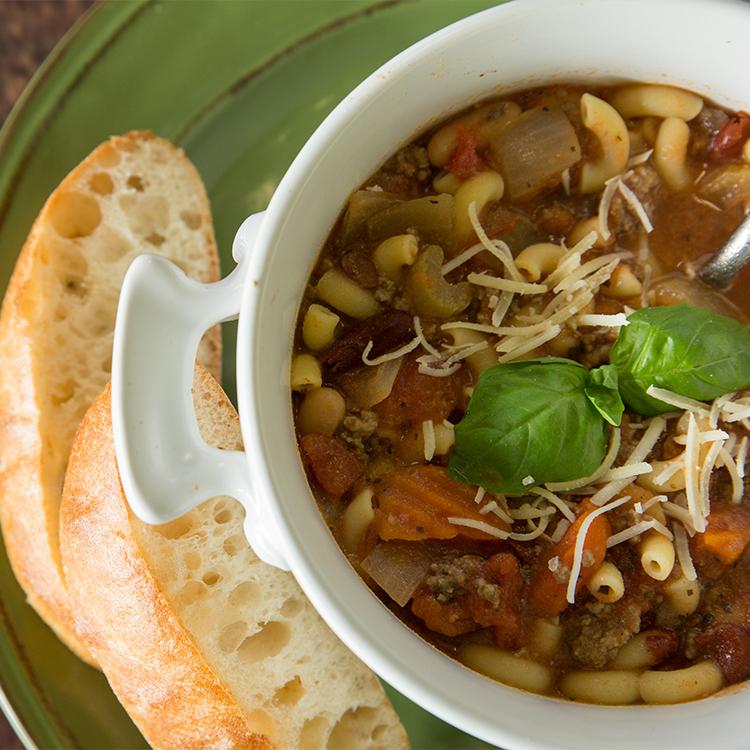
640;530;675;581
459;644;553;695
664;576;701;616
567;216;612;249
560;670;640;705
612;631;667;670
609;84;703;121
515;243;566;282
579;93;630;194
316;268;380;319
373;234;419;281
654;117;693;191
446;328;498;377
586;561;625;603
530;618;563;658
302;303;340;351
340;487;375;552
291;354;322;392
427;101;521;167
453;171;504;246
639;661;723;704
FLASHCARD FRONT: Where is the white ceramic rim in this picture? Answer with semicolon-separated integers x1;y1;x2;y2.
235;1;750;748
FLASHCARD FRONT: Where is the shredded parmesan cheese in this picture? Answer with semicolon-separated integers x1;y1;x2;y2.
473;487;486;505
522;475;535;486
607;519;658;548
599;462;653;482
479;500;498;516
737;436;748;479
567;495;632;604
561;167;571;195
467;202;525;281
627;149;653;168
550;518;571;543
422;420;436;461
684;413;704;532
447;517;509;539
362;336;421;366
530;487;576;523
646;386;709;414
617;179;654;233
674;523;697;581
589;417;666;507
496;325;561;362
468;272;547;295
576;313;630;328
597;176;621;241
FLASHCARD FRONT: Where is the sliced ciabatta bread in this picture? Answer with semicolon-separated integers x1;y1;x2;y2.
60;366;409;750
0;132;221;664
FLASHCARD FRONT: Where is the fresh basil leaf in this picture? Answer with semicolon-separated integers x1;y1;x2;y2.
584;364;624;426
610;304;750;415
449;358;608;493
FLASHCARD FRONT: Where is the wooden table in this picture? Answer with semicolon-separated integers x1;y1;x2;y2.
0;4;93;747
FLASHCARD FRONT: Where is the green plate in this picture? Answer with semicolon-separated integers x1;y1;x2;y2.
0;1;505;748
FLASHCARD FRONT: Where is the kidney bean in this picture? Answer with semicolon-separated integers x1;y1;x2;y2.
695;622;750;684
645;630;679;665
342;250;379;289
299;433;364;498
708;111;750;162
320;310;414;374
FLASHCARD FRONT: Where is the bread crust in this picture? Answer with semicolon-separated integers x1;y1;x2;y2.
60;376;269;749
0;132;222;665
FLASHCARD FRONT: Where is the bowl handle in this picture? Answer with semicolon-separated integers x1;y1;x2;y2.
112;212;288;570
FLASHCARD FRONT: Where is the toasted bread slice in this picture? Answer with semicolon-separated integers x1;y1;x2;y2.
0;132;221;664
60;366;409;750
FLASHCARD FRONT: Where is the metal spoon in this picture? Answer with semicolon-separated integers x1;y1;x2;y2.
698;213;750;289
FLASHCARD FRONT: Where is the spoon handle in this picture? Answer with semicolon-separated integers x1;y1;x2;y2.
698;213;750;289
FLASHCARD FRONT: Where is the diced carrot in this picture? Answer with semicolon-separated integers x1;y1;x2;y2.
300;433;364;498
374;465;509;541
446;124;485;180
373;353;468;432
696;505;750;566
528;500;612;616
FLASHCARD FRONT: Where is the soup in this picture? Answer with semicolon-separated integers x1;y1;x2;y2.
291;82;750;705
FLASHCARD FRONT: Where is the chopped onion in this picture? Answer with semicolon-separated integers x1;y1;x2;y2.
490;108;581;201
699;164;750;210
340;357;403;409
361;543;432;607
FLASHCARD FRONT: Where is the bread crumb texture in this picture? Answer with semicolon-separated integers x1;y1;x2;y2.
61;368;407;749
0;131;220;663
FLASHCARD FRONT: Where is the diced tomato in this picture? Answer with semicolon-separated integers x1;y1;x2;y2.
410;552;522;644
695;505;750;566
300;433;364;497
446;124;485;180
411;593;477;637
528;500;612;616
374;465;509;541
645;630;679;666
708;112;750;162
695;623;750;684
374;353;468;432
466;553;523;648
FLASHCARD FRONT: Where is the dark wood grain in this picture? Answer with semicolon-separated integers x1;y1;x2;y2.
0;0;94;125
0;3;93;746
